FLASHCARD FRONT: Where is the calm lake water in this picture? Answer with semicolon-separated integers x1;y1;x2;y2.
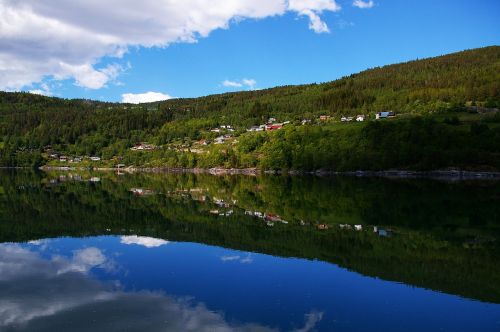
1;170;499;331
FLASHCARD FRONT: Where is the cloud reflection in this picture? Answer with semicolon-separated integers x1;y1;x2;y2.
0;243;321;331
220;254;254;264
0;243;276;331
120;235;169;248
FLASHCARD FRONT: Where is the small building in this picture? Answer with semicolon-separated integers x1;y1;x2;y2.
247;126;264;132
214;136;225;144
356;115;365;122
354;225;363;231
90;156;101;161
268;117;277;123
131;143;156;151
376;111;396;120
317;224;329;230
198;139;209;146
302;119;311;125
319;115;331;121
265;124;283;131
59;156;68;162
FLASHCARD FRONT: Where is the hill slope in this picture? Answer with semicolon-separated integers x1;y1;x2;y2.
0;46;499;171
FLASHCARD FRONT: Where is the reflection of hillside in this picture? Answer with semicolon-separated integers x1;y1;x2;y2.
1;170;499;303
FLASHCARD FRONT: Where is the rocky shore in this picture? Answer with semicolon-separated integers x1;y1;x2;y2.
36;166;500;180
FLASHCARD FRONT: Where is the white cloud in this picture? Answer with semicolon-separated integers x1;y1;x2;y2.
120;235;169;247
298;9;330;33
242;78;257;89
29;82;52;96
29;89;49;96
0;0;342;91
289;0;341;33
222;78;257;89
122;92;174;104
222;80;243;88
353;0;375;9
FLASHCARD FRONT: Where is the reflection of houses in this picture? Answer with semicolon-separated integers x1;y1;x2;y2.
265;213;283;222
213;198;230;208
130;188;155;196
373;226;392;237
245;211;265;218
220;210;233;217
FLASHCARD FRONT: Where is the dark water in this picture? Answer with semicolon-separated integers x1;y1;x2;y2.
1;171;499;331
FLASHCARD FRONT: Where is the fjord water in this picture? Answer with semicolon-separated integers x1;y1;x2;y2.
1;171;499;331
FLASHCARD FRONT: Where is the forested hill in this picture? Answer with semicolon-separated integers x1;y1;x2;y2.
156;45;500;122
0;46;499;170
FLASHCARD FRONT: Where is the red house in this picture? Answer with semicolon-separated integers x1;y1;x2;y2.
265;124;283;131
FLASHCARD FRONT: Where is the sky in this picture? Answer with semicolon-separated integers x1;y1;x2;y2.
1;0;499;103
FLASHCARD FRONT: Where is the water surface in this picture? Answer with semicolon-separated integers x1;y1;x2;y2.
1;171;499;331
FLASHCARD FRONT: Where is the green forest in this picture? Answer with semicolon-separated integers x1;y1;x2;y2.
1;46;499;171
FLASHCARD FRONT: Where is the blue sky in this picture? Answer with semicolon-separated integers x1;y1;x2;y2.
1;0;499;103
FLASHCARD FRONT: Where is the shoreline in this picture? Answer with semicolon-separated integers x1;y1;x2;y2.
34;166;500;180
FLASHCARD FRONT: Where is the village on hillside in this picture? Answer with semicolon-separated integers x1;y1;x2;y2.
44;111;397;167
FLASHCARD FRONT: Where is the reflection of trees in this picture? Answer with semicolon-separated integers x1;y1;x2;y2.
0;171;499;303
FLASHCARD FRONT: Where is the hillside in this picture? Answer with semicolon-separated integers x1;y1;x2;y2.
0;46;499;171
